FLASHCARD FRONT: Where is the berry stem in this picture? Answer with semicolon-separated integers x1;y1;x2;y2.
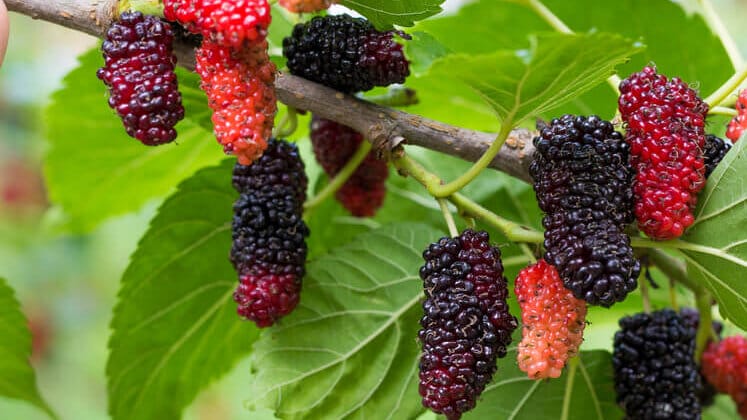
709;105;738;117
696;0;743;70
437;198;459;237
705;64;747;107
304;140;372;211
695;290;714;360
363;86;419;108
640;271;652;313
669;277;680;311
429;122;514;198
118;0;163;16
560;356;579;420
273;107;299;138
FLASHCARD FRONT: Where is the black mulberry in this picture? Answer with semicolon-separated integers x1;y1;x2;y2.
418;229;518;420
530;114;640;307
230;138;309;328
283;14;410;93
97;11;185;145
613;309;702;419
703;134;731;178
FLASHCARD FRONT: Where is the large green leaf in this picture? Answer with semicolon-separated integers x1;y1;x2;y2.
0;278;54;418
107;160;258;420
339;0;445;29
248;223;443;419
45;49;222;232
427;33;642;124
680;137;747;330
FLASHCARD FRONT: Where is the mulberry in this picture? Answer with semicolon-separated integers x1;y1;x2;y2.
230;139;309;328
679;307;723;407
309;117;388;217
279;0;336;13
97;11;184;145
530;114;639;307
619;66;709;240
701;336;747;418
515;259;587;379
613;309;702;419
283;14;410;93
726;89;747;142
703;134;731;178
196;39;277;165
163;0;271;47
418;229;518;420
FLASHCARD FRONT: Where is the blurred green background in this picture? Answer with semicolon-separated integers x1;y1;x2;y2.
1;0;747;419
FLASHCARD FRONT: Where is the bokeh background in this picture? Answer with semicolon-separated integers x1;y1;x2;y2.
1;0;746;419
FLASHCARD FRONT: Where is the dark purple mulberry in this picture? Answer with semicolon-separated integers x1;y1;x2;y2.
613;309;702;419
530;114;639;307
703;134;731;178
230;139;309;328
283;14;410;93
97;11;185;145
418;229;517;420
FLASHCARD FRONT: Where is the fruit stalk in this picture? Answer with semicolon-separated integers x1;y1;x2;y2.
304;140;373;212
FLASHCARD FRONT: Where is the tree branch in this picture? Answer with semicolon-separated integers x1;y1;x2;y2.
7;0;536;183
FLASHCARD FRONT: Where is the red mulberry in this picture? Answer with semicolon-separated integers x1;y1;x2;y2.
163;0;271;47
726;89;747;142
701;335;747;418
97;11;184;145
619;66;709;240
530;115;639;307
309;116;388;217
230;139;309;328
279;0;336;13
613;309;702;419
703;134;731;178
515;259;587;379
418;229;518;420
283;14;410;93
195;39;277;165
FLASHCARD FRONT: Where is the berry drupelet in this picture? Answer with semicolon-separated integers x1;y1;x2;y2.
726;89;747;142
701;335;747;418
230;139;309;328
618;66;709;240
163;0;271;47
418;229;517;420
703;134;731;178
283;14;410;93
97;11;185;145
530;114;640;307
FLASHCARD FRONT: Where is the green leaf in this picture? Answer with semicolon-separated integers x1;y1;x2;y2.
107;160;258;420
248;223;443;419
428;33;642;124
468;350;623;419
45;49;222;232
339;0;445;29
680;137;747;331
0;278;55;418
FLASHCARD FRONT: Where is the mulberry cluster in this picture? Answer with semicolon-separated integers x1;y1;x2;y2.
703;135;731;178
196;39;277;165
680;307;723;407
613;309;702;419
418;229;517;419
701;336;747;418
97;11;184;145
309;117;388;217
726;89;747;142
514;259;587;379
279;0;336;13
283;14;410;93
530;114;639;307
163;0;271;47
230;139;309;328
619;66;709;240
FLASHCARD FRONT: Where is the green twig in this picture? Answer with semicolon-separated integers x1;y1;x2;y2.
695;291;714;360
645;248;702;293
697;0;743;69
118;0;163;16
560;356;579;420
273;107;299;138
709;106;738;117
304;140;371;211
705;65;747;107
640;271;651;313
438;198;459;237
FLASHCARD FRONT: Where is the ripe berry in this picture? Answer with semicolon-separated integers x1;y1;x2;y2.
726;89;747;142
619;66;709;240
279;0;336;13
230;139;309;328
309;117;388;217
613;309;702;419
418;230;518;420
97;11;184;145
196;39;277;165
530;114;639;307
703;134;731;178
515;259;587;379
702;336;747;418
163;0;271;47
283;14;410;93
